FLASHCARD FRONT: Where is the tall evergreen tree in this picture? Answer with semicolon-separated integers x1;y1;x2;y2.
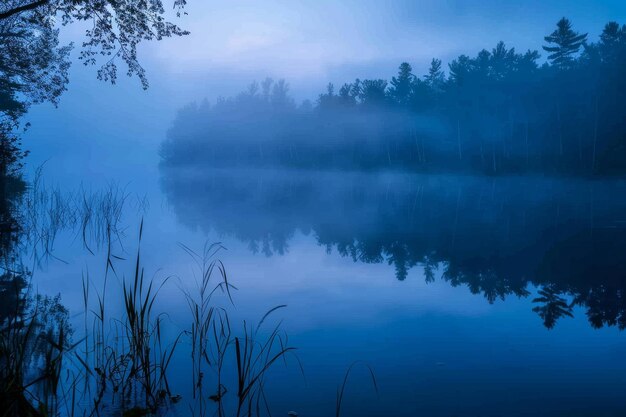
359;79;388;107
261;78;274;102
270;79;294;110
543;18;588;69
338;83;357;106
597;22;626;63
448;55;472;86
317;83;336;109
350;79;362;100
389;62;414;106
424;58;445;91
489;42;517;80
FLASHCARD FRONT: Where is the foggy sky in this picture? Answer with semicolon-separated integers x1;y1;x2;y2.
147;0;626;93
22;0;626;181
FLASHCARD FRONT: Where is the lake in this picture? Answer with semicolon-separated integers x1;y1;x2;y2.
4;165;626;417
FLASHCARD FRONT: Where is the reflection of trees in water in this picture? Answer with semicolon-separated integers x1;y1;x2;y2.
161;168;626;329
0;174;24;261
532;286;574;330
0;171;132;416
1;173;72;416
0;267;73;417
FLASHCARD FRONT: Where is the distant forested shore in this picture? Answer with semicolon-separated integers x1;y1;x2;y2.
161;18;626;176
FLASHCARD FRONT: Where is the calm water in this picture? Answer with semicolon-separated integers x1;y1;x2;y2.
12;165;626;416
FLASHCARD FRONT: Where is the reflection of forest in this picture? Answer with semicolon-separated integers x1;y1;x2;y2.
162;168;626;329
1;174;32;414
0;174;26;333
0;175;73;417
0;175;23;260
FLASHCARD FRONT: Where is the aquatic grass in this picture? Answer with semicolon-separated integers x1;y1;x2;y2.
121;227;180;410
335;362;378;417
179;242;302;417
4;201;375;417
233;307;296;417
4;245;378;417
20;166;140;266
4;172;338;417
180;242;233;417
78;220;182;415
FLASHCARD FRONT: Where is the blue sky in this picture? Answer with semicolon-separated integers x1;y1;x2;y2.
136;0;626;95
23;0;626;178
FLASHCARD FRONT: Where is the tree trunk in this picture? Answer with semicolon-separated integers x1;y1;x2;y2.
525;120;530;168
414;134;421;164
556;101;563;157
457;119;462;161
592;95;598;174
480;137;485;166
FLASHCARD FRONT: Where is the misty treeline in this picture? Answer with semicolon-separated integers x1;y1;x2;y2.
162;18;626;175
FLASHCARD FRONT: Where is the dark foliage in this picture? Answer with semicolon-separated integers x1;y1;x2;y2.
163;18;626;176
0;0;189;175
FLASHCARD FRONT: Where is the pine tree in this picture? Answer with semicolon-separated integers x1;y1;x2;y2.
350;79;362;101
598;22;626;63
448;55;472;86
543;18;588;69
424;58;445;91
338;83;357;106
359;79;388;106
389;63;414;106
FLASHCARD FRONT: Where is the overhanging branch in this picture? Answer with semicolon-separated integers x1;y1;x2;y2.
0;0;50;20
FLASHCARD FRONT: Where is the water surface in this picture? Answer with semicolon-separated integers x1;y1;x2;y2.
13;166;626;416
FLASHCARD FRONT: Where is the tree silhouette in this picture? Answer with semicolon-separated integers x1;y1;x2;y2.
359;79;388;107
597;21;625;63
0;0;190;173
532;286;574;329
424;58;445;92
163;17;626;175
543;17;588;69
0;5;71;175
0;0;189;89
338;83;358;107
270;79;295;110
389;63;414;106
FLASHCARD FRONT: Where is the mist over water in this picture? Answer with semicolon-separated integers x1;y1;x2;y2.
3;2;626;416
161;167;626;326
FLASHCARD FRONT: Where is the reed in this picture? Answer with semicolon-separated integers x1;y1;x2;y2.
79;220;181;416
120;220;180;409
180;241;300;417
233;306;296;417
180;241;232;417
335;362;378;417
21;166;133;266
4;182;377;416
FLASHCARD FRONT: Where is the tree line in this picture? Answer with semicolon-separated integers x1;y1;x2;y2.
163;18;626;175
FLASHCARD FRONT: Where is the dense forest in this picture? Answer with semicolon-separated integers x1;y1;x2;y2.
162;18;626;175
